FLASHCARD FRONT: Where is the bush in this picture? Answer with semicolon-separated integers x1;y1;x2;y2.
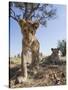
10;60;14;64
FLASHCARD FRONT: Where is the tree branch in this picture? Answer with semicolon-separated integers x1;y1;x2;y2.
10;15;19;22
9;7;19;22
10;8;15;16
28;4;40;19
23;3;28;19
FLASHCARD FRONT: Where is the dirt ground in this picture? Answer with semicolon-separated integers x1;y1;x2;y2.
9;57;66;88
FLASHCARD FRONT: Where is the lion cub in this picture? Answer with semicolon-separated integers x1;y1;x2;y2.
41;48;60;65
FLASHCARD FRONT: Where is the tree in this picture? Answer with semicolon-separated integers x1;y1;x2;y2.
9;2;56;25
9;2;56;82
57;40;66;56
17;54;20;58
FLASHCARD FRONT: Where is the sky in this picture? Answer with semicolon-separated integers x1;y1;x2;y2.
10;4;66;57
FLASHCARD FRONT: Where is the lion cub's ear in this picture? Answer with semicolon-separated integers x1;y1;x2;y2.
33;22;39;30
19;19;27;28
51;48;53;51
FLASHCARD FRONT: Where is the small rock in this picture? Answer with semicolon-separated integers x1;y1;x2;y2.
15;76;27;84
46;74;49;79
55;79;61;85
61;72;65;78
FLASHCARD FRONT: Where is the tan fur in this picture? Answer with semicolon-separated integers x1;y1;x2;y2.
45;48;60;64
19;19;40;70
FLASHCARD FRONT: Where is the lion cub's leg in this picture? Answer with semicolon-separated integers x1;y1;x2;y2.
30;40;40;74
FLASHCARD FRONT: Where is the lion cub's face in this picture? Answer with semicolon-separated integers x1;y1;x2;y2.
51;48;59;56
19;19;39;47
19;19;39;35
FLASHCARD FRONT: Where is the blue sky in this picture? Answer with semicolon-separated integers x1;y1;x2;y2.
10;4;66;57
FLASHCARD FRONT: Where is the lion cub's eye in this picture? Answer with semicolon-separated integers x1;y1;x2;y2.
31;30;33;34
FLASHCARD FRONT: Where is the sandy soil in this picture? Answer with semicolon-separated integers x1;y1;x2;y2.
9;56;66;88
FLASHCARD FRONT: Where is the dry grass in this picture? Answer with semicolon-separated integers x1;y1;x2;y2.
9;56;66;88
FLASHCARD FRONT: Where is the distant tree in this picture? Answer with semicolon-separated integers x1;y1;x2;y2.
17;54;20;58
14;55;16;58
57;40;66;56
9;2;56;81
